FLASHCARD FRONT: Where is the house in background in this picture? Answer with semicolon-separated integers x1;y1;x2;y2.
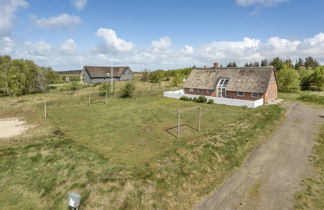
183;64;278;103
164;63;278;108
81;66;134;84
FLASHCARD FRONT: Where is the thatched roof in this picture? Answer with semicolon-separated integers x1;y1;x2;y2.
83;66;132;78
183;67;275;93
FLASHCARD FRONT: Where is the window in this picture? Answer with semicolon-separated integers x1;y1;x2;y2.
251;93;259;98
198;89;203;93
207;90;213;94
216;78;229;97
237;92;244;97
189;88;194;93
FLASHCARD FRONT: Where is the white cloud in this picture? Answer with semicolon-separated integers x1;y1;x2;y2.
180;45;194;55
73;0;87;10
236;0;288;7
24;41;52;56
35;14;82;31
3;32;324;71
0;36;15;54
152;37;172;50
0;0;29;35
95;28;134;53
60;39;77;52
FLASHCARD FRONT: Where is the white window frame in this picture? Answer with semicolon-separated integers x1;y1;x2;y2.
216;78;229;97
251;92;259;98
237;92;244;97
189;88;194;93
198;89;203;93
207;89;213;94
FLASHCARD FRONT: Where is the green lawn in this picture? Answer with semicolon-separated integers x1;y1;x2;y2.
0;85;284;209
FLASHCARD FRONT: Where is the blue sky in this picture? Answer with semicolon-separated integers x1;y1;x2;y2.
1;0;324;70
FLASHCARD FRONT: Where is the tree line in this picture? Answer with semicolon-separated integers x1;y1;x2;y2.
141;67;192;86
0;56;60;96
228;57;323;91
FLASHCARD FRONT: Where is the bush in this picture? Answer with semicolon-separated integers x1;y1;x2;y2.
180;96;192;101
207;99;214;104
69;82;81;90
120;82;135;98
193;96;207;103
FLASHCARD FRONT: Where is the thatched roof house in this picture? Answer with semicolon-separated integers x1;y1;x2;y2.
81;66;134;84
183;65;278;103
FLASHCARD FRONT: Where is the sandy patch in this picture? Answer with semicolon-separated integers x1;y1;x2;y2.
0;118;32;138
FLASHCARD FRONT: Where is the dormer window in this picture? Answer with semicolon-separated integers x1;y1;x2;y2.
216;78;229;97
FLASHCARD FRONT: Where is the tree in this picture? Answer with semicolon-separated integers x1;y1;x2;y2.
271;57;283;71
295;58;304;70
298;67;312;90
310;66;324;90
305;56;320;70
261;59;268;66
149;70;164;83
171;73;183;86
0;56;56;96
120;82;135;98
277;64;300;92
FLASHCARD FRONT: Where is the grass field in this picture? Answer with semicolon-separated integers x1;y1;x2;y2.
0;81;284;209
295;125;324;209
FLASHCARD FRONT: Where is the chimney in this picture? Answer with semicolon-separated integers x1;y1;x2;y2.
213;63;219;68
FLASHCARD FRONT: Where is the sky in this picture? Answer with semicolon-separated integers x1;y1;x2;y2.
0;0;324;71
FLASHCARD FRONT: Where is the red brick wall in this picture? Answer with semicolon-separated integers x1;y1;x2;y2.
264;81;278;102
226;91;264;101
184;88;216;97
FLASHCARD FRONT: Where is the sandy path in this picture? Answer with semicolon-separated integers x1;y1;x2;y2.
195;102;324;210
0;118;31;138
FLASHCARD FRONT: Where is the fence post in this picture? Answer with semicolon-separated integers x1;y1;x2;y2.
198;106;201;131
105;90;108;104
44;100;47;119
88;93;91;106
177;111;180;139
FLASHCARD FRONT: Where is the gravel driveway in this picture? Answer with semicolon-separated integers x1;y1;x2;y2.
195;102;324;210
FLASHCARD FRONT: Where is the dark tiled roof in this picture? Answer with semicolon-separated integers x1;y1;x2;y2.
184;67;275;93
83;66;131;78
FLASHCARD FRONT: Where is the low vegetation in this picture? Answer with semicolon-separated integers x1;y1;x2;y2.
295;125;324;209
297;95;324;105
0;84;283;209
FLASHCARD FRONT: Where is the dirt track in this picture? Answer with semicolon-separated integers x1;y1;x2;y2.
195;102;324;210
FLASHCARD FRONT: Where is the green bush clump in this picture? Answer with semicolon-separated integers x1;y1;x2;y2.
120;82;135;98
207;99;214;104
193;96;207;103
180;96;192;101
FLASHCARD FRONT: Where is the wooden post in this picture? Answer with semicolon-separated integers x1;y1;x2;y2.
105;90;108;104
198;106;201;131
44;101;47;119
88;93;91;106
177;111;180;139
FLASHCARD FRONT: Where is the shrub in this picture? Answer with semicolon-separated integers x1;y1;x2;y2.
194;96;207;103
207;99;214;104
120;82;135;98
180;96;192;101
67;82;81;90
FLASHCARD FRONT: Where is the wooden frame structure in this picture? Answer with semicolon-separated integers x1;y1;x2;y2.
177;106;201;139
